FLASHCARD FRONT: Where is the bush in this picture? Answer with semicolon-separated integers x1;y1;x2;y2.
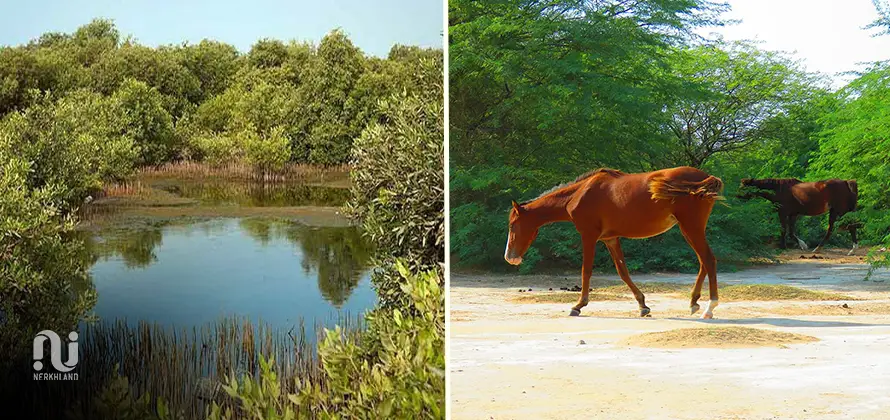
346;57;444;308
190;132;240;166
0;90;136;211
242;126;292;176
209;262;444;419
109;78;177;165
0;158;97;374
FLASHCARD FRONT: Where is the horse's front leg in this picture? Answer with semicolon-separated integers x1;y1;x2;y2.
570;233;598;316
778;212;789;249
603;238;650;317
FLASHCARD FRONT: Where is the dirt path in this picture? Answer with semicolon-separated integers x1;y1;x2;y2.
449;249;890;419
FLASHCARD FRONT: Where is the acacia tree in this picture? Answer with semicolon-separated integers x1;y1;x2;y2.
665;42;817;167
809;62;890;272
449;0;729;174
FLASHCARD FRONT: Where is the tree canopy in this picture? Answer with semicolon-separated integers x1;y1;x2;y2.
450;0;890;273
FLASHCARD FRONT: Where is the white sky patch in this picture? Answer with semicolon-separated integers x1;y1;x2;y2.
696;0;890;89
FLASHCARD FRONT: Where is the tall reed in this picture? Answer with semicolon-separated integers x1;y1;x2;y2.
5;314;364;419
138;161;351;183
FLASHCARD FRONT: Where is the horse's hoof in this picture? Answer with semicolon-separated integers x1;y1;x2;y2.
640;307;651;317
569;308;581;317
701;312;713;320
690;304;700;315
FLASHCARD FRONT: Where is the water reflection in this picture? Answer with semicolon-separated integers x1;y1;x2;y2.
285;226;372;307
80;217;376;327
156;181;350;207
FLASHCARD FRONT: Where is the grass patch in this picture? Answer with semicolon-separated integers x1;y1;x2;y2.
717;284;857;301
621;326;819;348
597;282;688;294
511;292;625;303
511;283;858;304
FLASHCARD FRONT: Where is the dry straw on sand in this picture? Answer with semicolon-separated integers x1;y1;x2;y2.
621;326;819;349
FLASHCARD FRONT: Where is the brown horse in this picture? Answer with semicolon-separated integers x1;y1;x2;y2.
505;166;725;319
739;178;859;254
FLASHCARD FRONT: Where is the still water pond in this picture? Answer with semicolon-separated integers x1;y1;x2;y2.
80;182;376;331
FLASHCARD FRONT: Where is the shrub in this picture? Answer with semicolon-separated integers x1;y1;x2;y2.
0;90;136;211
242;126;292;176
109;78;177;166
0;157;97;374
209;262;445;419
346;57;444;308
190;132;241;166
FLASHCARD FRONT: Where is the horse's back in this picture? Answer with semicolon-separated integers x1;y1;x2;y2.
580;166;720;239
653;166;714;183
821;179;858;213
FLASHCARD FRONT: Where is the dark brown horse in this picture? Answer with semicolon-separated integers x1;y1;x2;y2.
505;166;725;319
739;178;859;254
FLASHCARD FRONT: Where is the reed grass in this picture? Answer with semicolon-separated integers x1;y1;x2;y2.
8;314;364;419
138;161;351;183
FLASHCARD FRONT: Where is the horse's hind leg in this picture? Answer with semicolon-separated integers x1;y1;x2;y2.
679;228;706;315
676;209;718;319
603;238;649;317
813;210;839;254
848;225;859;255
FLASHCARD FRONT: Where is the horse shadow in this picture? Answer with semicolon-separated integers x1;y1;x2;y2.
664;316;886;328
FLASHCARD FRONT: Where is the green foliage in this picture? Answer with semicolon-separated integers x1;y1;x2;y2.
449;0;728;173
68;364;184;420
0;157;97;372
210;356;296;420
809;62;890;269
190;132;240;166
0;90;136;208
449;0;888;275
666;42;823;166
210;263;445;420
348;57;444;308
110;79;177;165
241;126;293;175
296;263;445;418
175;40;241;100
302;29;366;165
1;20;441;171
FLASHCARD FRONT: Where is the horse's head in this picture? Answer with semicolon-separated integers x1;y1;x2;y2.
737;178;755;199
504;200;538;265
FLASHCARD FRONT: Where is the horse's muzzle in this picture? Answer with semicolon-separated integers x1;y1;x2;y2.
505;256;523;265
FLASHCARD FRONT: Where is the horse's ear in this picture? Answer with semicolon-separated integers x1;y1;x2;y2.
512;200;522;213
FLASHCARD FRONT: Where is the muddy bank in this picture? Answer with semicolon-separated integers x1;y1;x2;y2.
79;174;356;228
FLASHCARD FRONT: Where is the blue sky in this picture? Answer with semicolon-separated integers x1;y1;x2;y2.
0;0;444;57
697;0;890;89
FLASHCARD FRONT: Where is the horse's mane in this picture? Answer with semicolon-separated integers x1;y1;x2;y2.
746;178;802;191
523;168;624;204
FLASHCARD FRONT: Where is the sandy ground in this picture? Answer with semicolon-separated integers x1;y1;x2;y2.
449;248;890;420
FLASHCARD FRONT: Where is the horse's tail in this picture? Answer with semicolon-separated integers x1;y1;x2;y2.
649;175;725;201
